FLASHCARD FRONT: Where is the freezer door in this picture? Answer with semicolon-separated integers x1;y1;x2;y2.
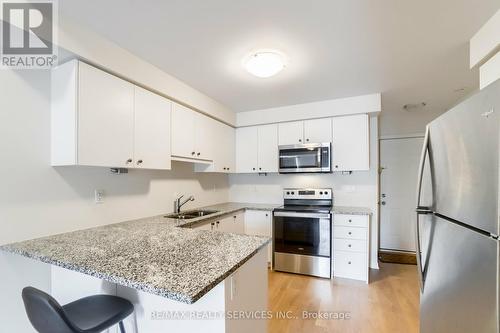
427;79;500;234
419;214;498;333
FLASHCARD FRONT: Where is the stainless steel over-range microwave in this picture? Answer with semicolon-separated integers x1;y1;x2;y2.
278;143;331;173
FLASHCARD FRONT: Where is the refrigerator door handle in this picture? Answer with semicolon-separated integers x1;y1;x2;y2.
416;125;432;292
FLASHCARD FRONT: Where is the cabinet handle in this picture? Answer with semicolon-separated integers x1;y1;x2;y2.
233;216;236;219
192;152;196;155
349;219;352;223
335;165;339;169
348;232;352;235
265;214;268;217
306;138;309;142
348;261;352;265
259;167;262;171
126;159;133;164
137;160;143;165
197;152;201;156
252;167;256;171
348;244;352;248
299;139;302;142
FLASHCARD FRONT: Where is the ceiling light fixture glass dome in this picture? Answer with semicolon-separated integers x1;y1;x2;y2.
243;51;286;78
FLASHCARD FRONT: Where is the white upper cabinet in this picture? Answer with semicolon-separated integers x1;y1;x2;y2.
78;61;135;168
133;86;172;170
304;118;332;143
51;60;171;170
279;119;332;145
278;121;304;145
332;114;369;171
171;102;215;161
236;126;259;173
236;124;278;173
195;120;235;173
171;103;197;159
257;124;278;173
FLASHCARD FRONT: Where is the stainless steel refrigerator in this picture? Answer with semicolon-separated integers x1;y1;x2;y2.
416;78;500;333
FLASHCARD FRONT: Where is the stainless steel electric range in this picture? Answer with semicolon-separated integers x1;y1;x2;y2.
272;188;332;278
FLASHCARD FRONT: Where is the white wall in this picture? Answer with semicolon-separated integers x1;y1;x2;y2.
229;116;380;269
0;69;229;246
236;93;381;127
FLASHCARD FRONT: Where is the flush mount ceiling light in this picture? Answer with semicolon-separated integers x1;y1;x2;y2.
243;51;286;78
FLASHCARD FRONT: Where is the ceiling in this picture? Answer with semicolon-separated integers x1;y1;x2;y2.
60;0;499;132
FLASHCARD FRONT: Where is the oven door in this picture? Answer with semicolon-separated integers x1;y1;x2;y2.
278;143;331;173
273;211;331;257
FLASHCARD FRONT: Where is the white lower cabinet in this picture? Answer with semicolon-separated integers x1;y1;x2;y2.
244;210;272;264
332;214;370;283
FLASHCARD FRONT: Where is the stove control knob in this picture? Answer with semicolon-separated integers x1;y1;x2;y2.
286;191;290;195
319;191;323;195
291;191;295;195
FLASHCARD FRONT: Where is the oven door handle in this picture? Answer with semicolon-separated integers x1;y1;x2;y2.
273;212;331;219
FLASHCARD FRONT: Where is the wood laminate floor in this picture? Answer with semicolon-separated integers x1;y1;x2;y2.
268;263;419;333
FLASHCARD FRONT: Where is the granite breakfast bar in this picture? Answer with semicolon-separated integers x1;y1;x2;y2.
1;203;277;333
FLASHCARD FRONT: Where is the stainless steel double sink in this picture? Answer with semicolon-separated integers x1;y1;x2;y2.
164;210;219;220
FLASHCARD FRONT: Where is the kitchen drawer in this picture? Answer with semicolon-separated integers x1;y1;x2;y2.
334;238;367;253
334;214;368;227
333;226;367;240
334;251;367;281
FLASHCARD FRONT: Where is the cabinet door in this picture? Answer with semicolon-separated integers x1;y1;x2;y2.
244;210;272;263
78;62;134;167
227;212;245;234
304;118;332;143
171;103;196;158
332;114;369;171
193;221;214;231
194;113;215;161
278;121;304;145
257;124;278;173
133;86;171;170
236;127;259;173
224;125;236;172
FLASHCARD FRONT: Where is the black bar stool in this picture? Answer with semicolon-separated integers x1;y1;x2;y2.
22;286;134;333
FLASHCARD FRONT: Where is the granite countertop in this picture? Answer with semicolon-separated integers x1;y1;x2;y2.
331;206;372;215
0;203;277;304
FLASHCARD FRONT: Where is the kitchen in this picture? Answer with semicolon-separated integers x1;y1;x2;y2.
0;1;499;333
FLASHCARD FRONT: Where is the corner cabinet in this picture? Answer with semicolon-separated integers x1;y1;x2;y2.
51;60;172;170
235;124;278;173
332;114;369;171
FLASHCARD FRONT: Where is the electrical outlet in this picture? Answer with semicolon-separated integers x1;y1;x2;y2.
94;190;104;204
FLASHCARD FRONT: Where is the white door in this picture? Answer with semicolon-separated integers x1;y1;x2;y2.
332;114;369;171
78;62;134;168
236;127;259;173
133;86;172;170
257;124;278;173
194;113;215;161
278;121;304;145
171;102;196;158
380;136;424;252
304;118;332;143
